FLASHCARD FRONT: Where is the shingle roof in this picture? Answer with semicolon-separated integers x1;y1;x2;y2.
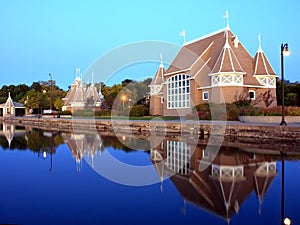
210;38;245;74
164;28;276;86
253;49;276;76
150;64;165;86
85;84;101;102
0;94;25;108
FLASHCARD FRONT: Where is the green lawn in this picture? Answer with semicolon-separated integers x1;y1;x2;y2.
94;116;180;121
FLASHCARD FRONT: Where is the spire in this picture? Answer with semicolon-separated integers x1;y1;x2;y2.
225;10;230;30
149;56;166;86
159;53;164;68
253;34;277;76
179;30;186;45
224;10;230;48
91;72;94;85
76;68;81;80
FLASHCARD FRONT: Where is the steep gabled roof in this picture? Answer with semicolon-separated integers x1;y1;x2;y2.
166;29;227;74
63;77;81;106
165;28;275;86
85;84;101;103
253;47;276;76
150;63;165;86
210;37;245;74
0;93;25;108
72;83;85;103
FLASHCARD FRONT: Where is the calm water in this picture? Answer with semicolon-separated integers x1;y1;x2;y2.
0;123;299;225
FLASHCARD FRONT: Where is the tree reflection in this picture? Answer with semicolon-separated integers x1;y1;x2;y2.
0;124;64;154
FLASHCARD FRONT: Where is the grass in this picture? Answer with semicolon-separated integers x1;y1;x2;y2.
93;116;180;121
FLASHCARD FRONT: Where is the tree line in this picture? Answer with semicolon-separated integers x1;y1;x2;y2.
0;79;299;114
0;81;66;113
0;78;152;113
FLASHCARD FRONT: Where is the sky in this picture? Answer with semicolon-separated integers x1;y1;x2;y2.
0;0;299;90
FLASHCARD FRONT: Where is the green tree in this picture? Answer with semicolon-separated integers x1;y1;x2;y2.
54;98;64;111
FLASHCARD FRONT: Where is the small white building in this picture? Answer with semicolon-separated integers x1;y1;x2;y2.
0;93;25;117
62;69;104;113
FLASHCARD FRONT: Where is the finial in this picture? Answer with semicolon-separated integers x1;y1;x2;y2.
179;30;186;45
258;33;263;52
159;53;164;68
225;10;230;30
91;72;94;85
76;68;81;79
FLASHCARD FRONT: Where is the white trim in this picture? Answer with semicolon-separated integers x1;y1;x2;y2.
183;28;226;46
189;42;214;69
160;96;164;104
198;86;213;90
211;74;244;87
249;90;256;100
197;84;274;90
254;76;277;87
202;91;209;100
209;71;246;76
243;84;275;88
192;58;211;79
165;68;191;76
254;75;278;78
167;74;190;109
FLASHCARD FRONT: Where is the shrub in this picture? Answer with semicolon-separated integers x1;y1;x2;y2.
287;106;300;116
129;105;149;117
95;109;111;117
59;110;72;116
73;109;94;117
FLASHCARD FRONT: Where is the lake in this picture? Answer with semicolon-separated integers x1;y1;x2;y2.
0;122;299;225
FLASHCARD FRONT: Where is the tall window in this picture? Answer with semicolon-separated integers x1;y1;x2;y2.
167;74;190;109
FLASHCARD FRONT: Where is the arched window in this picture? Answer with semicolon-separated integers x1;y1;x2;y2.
167;74;190;109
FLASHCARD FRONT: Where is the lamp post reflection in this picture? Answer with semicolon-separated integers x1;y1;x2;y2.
281;151;292;225
40;132;54;172
281;151;285;225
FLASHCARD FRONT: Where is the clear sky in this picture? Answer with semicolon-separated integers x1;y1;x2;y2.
0;0;299;90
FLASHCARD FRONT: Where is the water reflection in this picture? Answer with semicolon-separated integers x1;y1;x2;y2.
62;132;103;170
0;122;299;224
151;139;278;223
0;123;63;160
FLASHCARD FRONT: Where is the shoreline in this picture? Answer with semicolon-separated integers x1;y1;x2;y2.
1;116;300;141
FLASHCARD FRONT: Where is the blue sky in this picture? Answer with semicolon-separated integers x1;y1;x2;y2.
0;0;299;90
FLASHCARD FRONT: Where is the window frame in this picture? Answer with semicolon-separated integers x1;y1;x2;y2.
167;74;190;109
202;91;209;101
249;90;255;100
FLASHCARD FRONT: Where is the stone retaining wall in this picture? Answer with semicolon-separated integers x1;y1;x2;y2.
1;116;300;140
239;116;300;123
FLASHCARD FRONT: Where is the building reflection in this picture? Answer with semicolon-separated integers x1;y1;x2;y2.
151;139;277;223
0;123;26;148
62;132;103;171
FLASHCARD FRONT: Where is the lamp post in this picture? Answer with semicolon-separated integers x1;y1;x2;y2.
121;94;127;109
49;73;53;113
280;43;289;126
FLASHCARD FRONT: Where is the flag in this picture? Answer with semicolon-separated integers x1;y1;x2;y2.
224;10;228;18
179;30;186;44
179;30;185;37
